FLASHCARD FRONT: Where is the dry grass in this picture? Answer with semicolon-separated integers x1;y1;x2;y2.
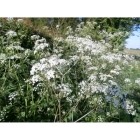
124;49;140;56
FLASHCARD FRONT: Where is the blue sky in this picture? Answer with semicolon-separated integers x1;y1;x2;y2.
125;29;140;49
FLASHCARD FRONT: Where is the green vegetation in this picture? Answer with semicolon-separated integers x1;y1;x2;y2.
0;18;140;122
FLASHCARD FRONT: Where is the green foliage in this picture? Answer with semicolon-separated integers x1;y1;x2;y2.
0;18;140;122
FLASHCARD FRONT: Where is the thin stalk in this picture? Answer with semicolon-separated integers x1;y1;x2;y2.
74;108;96;122
58;98;61;122
25;98;27;120
54;107;59;122
71;110;73;122
62;99;81;122
1;69;7;90
8;59;10;68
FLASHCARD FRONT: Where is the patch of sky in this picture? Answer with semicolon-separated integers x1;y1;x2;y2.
125;26;140;49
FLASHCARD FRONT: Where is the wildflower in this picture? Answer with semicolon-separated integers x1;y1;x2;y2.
106;112;110;116
30;63;41;75
110;70;119;75
17;19;23;23
34;43;49;54
115;65;121;71
43;26;49;30
113;99;119;106
58;83;72;97
119;94;123;100
6;30;17;38
56;25;60;28
108;80;118;86
69;55;79;61
7;45;24;51
31;35;40;40
6;17;13;21
58;59;67;65
99;73;113;82
13;42;21;46
124;78;131;83
121;100;136;115
88;74;97;82
78;81;90;94
102;64;107;69
48;55;59;67
31;75;41;84
98;116;103;122
8;54;21;59
45;69;55;80
66;97;72;104
24;49;32;56
131;110;136;116
106;96;111;102
87;66;98;71
62;111;66;115
13;64;21;69
35;38;46;45
135;78;140;85
8;93;18;101
47;108;50;111
0;53;6;60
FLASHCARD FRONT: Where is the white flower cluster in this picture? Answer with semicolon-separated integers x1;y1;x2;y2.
31;35;40;41
100;53;135;67
110;70;119;75
24;49;32;56
97;116;104;122
57;83;72;97
30;54;69;84
31;75;42;85
124;78;131;83
135;78;140;85
77;77;135;113
87;66;98;71
17;19;24;23
13;64;21;69
46;70;55;80
121;100;136;115
56;25;60;29
8;54;22;60
78;80;109;97
0;53;7;64
66;36;106;55
0;108;6;121
7;45;25;51
59;34;136;115
65;26;73;35
99;73;113;82
5;30;17;38
69;55;80;61
100;53;122;63
100;30;128;41
6;17;13;22
33;37;49;54
0;53;6;61
8;93;18;101
29;25;137;118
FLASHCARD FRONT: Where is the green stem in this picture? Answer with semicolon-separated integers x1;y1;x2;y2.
58;98;61;122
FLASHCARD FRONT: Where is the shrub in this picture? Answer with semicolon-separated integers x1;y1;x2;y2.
0;18;140;122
